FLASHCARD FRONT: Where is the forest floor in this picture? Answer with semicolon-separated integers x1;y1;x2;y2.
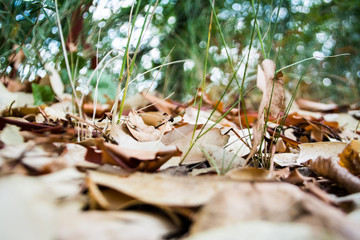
0;63;360;239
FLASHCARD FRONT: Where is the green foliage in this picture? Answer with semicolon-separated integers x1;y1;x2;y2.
1;0;359;105
31;83;55;106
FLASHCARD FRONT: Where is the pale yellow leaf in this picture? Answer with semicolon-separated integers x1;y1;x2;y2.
297;142;347;164
0;124;24;145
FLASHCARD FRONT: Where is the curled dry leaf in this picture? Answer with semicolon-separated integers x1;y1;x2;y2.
245;59;285;164
92;139;182;172
140;91;180;115
257;59;285;118
87;176;136;210
306;157;360;193
44;63;65;99
126;110;162;142
275;137;287;153
339;140;360;175
139;111;172;133
161;124;230;166
296;98;338;112
283;168;313;185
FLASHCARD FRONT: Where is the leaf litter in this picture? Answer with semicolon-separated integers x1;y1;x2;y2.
1;70;360;239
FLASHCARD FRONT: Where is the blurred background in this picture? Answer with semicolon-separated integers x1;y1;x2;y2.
0;0;359;107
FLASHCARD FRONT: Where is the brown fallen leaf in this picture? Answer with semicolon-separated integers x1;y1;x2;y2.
324;113;359;133
257;59;285;118
139;111;172;133
0;124;24;145
275;137;287;153
0;175;59;240
161;124;229;166
273;153;300;167
126;110;162;142
140;91;180;114
87;176;136;210
58;211;177;240
0;171;86;240
245;59;284;164
296;98;338;112
200;144;245;173
187;221;329;240
88;171;238;207
44;63;65;99
283;168;313;185
0;140;68;174
189;183;360;239
339;140;360;175
96;139;182;172
306;157;360;193
297;142;347;164
0;82;34;112
225;168;273;181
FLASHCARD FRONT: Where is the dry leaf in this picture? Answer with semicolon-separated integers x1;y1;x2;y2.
275;137;287;153
139;111;172;132
245;60;285;164
140;91;179;114
87;176;136;210
96;140;181;172
257;59;285;118
0;163;84;228
126;110;161;142
58;211;177;240
40;167;85;201
161;125;229;165
0;124;24;145
223;128;251;157
35;99;74;122
0;175;60;240
122;92;151;112
201;144;245;172
187;221;328;240
297;98;338;112
0;140;67;173
273;153;299;167
297;142;347;164
88;171;237;207
283;168;313;185
339;140;360;175
189;183;359;239
44;63;65;99
109;123;167;151
0;82;34;112
182;107;219;127
306;157;360;193
225;168;273;181
324;113;359;132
